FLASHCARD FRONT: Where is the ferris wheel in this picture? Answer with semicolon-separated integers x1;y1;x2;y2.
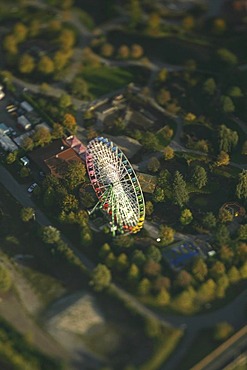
86;137;145;236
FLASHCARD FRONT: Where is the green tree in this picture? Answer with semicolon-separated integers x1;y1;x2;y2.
129;0;142;28
118;45;130;59
159;225;174;246
38;55;54;75
52;123;64;139
197;279;216;304
218;208;233;223
90;264;111;292
145;200;154;216
0;265;12;292
41;226;61;244
221;96;235;113
13;22;28;42
62;113;76;132
242;141;247;155
64;161;86;190
218;125;238;153
105;252;116;268
192;258;208;282
70;77;89;99
99;243;111;259
19;166;30;178
202;212;217;230
6;151;17;164
236;170;247;200
173;171;189;207
141;131;159;151
236;243;247;264
228;86;243;97
116;253;129;271
163;146;174;160
157;68;168;82
214;322;234;341
147;157;160;173
19;53;35;74
147;12;161;35
61;194;79;212
3;34;18;54
58;28;75;51
114;234;134;249
215;224;230;245
153;276;171;292
228;266;241;284
182;15;195;30
180;208;193;225
21;136;34;151
131;43;143;59
20;207;34;222
127;263;139;281
172;287;197;314
157;88;171;106
213;18;226;34
219;245;234;264
217;48;238;66
29;19;41;37
216;274;229;298
216;151;230;166
146;245;162;263
210;260;226;280
131;249;146;267
101;43;114;58
192;165;207;189
240;261;247;279
153;187;165;203
59;94;72;109
138;278;151;295
32;127;51;147
203;78;216;95
143;260;161;277
238;224;247;240
175;270;193;288
156;288;170;306
161;125;174;140
54;50;71;71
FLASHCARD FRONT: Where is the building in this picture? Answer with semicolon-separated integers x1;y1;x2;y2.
162;239;214;271
29;139;83;176
17;115;32;131
0;135;18;152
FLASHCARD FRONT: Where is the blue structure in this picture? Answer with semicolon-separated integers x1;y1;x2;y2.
162;241;202;271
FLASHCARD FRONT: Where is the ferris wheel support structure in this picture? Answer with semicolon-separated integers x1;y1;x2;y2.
86;137;145;236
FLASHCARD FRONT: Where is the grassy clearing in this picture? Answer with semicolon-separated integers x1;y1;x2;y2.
140;329;183;370
175;329;216;370
20;266;66;306
80;66;135;97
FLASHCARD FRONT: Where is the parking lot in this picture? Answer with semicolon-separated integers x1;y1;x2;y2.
0;91;23;136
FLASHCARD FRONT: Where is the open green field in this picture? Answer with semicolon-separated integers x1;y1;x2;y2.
175;329;217;370
80;66;140;97
107;30;213;66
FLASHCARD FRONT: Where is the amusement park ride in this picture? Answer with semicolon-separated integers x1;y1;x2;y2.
86;137;145;236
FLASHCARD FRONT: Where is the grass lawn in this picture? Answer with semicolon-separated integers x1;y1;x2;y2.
175;328;217;370
107;31;213;66
80;66;136;97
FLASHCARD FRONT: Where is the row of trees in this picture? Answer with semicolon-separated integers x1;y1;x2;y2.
3;20;76;77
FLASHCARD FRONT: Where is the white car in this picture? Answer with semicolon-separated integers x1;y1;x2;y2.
27;182;38;193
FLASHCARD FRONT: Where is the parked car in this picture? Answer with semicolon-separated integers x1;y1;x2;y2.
27;182;38;193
